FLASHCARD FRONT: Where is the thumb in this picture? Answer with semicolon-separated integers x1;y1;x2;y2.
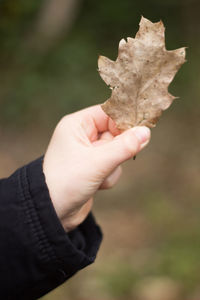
95;126;151;173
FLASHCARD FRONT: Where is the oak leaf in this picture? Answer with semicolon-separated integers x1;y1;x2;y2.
98;17;186;130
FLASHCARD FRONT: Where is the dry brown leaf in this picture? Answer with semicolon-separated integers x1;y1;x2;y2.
98;16;186;130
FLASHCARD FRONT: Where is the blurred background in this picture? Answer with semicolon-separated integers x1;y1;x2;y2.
0;0;200;299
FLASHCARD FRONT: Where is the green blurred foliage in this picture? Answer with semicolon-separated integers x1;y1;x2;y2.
0;0;41;53
0;0;199;128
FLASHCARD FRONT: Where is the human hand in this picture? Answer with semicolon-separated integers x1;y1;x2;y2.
43;105;151;231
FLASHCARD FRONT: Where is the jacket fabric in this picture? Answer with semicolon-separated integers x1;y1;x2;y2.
0;157;102;299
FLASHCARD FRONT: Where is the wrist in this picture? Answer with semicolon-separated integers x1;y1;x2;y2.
43;156;94;232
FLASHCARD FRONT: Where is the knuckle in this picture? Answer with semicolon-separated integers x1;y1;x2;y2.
55;115;72;135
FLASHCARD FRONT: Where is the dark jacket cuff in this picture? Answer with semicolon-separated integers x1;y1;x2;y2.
18;157;102;297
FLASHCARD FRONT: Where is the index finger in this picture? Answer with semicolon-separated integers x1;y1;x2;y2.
79;104;121;136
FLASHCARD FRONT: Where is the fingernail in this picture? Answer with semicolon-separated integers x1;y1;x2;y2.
132;126;151;144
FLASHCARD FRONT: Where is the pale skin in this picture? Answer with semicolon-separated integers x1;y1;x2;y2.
43;105;151;232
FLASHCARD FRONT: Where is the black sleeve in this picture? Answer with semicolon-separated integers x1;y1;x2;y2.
0;157;102;300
